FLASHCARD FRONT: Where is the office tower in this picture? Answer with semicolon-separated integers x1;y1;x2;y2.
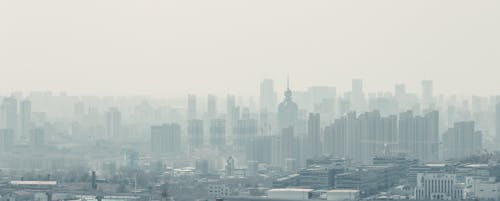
345;112;361;161
324;118;346;158
209;119;226;146
422;80;434;108
337;97;350;117
30;128;45;148
308;86;336;113
227;95;236;117
355;111;397;163
0;97;18;137
394;84;406;99
187;94;197;120
307;113;321;158
496;102;500;144
105;107;121;139
19;100;31;140
259;109;271;135
151;123;182;155
0;129;14;152
351;79;366;112
398;111;439;162
442;121;482;159
207;94;217;119
187;119;204;149
277;78;298;129
415;173;465;200
225;156;235;177
259;79;277;113
275;126;298;166
233;119;257;148
246;136;272;164
226;94;237;140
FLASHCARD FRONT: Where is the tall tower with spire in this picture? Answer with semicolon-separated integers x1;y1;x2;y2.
278;77;298;130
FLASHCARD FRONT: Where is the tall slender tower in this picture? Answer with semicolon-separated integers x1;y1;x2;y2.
278;77;298;130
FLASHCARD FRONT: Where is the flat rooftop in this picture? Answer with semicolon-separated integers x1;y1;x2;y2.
10;180;57;185
268;188;314;192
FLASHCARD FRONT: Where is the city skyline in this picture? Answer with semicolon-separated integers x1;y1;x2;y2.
2;1;500;200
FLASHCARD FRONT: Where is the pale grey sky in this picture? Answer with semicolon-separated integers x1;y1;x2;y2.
0;0;499;97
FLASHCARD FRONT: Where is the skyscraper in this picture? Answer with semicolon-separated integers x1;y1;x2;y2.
19;100;31;140
351;79;366;112
233;119;257;148
259;79;277;113
278;78;298;130
207;94;217;119
151;123;182;155
307;113;321;158
422;80;434;108
30;128;45;148
442;121;482;159
0;129;14;152
398;110;439;162
187;94;197;120
394;84;406;99
496;102;500;144
105;107;121;139
188;119;204;149
209;119;226;146
0;97;18;137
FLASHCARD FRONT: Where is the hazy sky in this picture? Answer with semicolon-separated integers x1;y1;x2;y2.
0;1;499;97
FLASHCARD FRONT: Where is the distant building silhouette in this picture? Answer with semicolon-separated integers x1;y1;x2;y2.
187;94;197;120
209;119;226;146
443;121;482;159
151;123;181;155
260;79;277;113
278;78;298;130
188;119;204;149
105;107;121;139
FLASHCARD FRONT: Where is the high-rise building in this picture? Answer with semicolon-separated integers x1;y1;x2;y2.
496;102;500;144
351;79;366;112
394;84;406;99
273;126;299;166
442;121;482;159
187;119;204;149
209;119;226;146
105;107;121;139
308;86;336;112
30;128;45;148
398;110;439;162
246;136;272;164
187;94;197;120
19;100;31;140
259;79;277;113
278;78;298;130
207;94;217;119
0;97;18;137
225;156;235;177
151;123;182;155
307;113;321;158
0;129;14;152
422;80;434;108
357;111;398;163
233;119;257;148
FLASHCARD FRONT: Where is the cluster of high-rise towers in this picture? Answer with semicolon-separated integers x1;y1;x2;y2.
150;78;490;168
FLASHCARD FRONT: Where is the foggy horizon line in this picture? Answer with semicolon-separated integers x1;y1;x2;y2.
0;78;498;99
